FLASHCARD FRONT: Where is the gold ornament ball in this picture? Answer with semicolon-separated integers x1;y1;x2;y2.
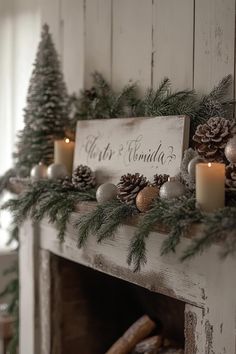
136;186;159;212
225;135;236;163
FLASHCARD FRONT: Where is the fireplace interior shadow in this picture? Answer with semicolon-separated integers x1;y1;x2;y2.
50;255;185;354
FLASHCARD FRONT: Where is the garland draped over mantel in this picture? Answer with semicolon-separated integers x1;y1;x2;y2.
1;72;236;354
3;178;236;273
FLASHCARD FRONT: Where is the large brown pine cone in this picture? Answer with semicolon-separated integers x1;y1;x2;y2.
152;174;169;189
226;163;236;188
193;117;236;162
72;165;96;190
117;173;148;205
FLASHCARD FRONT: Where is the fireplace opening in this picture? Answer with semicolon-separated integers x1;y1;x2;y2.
50;255;185;354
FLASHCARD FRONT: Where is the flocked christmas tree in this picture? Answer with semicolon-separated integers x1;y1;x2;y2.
14;23;69;173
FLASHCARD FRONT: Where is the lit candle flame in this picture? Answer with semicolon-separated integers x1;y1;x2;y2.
208;163;212;167
65;138;70;144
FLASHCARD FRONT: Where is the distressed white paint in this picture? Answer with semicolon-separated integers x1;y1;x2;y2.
19;207;236;353
84;0;112;88
153;0;194;90
19;221;39;354
74;116;190;184
112;0;153;92
39;250;51;354
185;304;205;354
194;0;235;93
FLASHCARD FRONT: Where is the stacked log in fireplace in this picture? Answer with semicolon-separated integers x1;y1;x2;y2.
51;256;185;354
105;315;184;354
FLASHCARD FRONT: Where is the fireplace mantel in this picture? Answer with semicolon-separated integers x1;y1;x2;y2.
19;202;236;354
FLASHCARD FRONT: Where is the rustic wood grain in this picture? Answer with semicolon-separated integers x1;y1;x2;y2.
153;0;194;90
84;0;112;88
112;0;152;92
194;0;235;93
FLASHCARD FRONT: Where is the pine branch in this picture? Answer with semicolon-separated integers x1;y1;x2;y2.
127;199;168;272
75;203;105;248
96;201;136;242
182;207;236;260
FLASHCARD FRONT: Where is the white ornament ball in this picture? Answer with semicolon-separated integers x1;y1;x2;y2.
30;162;47;181
225;135;236;163
187;156;205;180
96;183;117;204
159;179;186;200
47;163;68;179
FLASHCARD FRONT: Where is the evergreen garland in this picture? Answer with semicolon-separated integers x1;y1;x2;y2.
70;73;234;134
2;180;96;242
75;199;136;247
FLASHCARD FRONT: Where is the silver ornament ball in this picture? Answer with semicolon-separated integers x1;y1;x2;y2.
187;156;205;180
47;163;68;179
30;162;47;181
96;183;117;204
225;135;236;163
159;178;186;200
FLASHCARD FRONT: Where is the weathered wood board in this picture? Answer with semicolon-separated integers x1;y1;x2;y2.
74;116;189;184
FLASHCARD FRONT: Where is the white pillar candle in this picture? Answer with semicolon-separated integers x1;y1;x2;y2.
54;138;75;176
196;162;225;212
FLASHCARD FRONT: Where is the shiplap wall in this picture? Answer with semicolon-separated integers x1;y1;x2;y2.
1;0;236;131
46;0;236;97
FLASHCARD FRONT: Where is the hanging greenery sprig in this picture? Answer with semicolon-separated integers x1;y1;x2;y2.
2;179;96;242
76;199;137;247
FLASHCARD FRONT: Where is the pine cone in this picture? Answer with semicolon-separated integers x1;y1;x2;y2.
117;173;148;205
62;176;74;190
72;165;96;190
152;174;169;188
193;117;236;161
226;163;236;188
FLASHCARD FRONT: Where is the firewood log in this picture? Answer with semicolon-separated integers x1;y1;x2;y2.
132;335;162;353
105;315;156;354
158;349;184;354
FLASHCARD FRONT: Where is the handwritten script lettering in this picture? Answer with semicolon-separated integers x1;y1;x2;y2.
82;134;176;167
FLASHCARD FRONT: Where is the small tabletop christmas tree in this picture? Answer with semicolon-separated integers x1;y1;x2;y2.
14;23;69;173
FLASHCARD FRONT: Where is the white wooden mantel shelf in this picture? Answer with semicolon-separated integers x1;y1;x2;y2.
19;202;236;354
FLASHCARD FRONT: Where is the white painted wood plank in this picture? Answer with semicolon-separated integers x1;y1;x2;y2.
61;0;84;93
112;0;152;93
19;221;39;354
153;0;194;90
39;250;51;354
194;0;235;94
185;304;204;354
39;217;206;308
40;0;62;55
74;116;190;184
202;251;236;353
84;0;112;88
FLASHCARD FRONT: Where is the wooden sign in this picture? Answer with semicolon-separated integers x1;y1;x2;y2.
74;116;189;184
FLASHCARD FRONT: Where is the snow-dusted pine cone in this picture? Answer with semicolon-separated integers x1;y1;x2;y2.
72;165;96;190
152;173;169;188
62;176;74;190
193;117;236;162
226;163;236;188
117;173;148;205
